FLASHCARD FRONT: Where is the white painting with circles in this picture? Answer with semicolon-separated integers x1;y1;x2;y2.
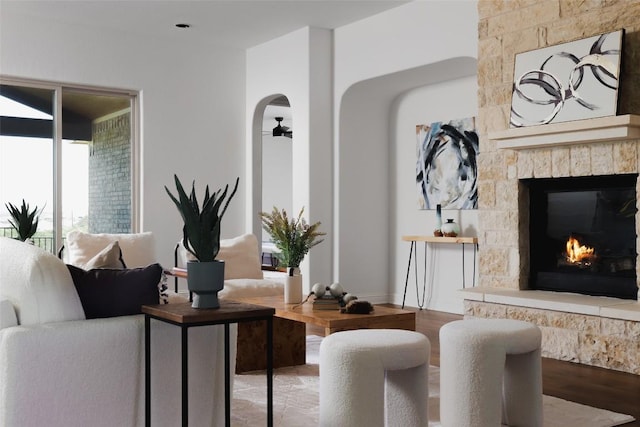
510;29;623;128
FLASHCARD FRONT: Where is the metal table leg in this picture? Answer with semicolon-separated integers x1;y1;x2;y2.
267;317;273;427
402;241;415;309
182;326;188;427
225;323;231;427
145;315;150;427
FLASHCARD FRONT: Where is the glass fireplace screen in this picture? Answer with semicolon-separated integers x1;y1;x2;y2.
525;174;638;300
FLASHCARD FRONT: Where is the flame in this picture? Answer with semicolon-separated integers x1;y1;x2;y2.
566;237;595;263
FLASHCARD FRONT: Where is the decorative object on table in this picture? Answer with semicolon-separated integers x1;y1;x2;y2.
441;219;460;237
340;300;374;314
510;29;623;128
312;295;341;311
285;267;303;305
434;203;443;236
416;117;478;210
302;282;359;310
165;174;239;309
4;199;43;243
260;206;326;304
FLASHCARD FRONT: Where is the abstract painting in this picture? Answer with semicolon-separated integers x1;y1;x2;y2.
510;29;623;128
416;117;478;210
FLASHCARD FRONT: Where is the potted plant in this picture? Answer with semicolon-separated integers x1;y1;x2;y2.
165;174;239;309
5;200;43;243
260;206;325;303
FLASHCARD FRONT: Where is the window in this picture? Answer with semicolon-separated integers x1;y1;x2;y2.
0;78;139;253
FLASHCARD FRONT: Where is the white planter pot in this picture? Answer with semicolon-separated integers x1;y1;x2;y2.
284;267;303;304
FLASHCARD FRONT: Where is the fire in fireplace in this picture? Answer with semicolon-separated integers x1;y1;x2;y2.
525;174;638;300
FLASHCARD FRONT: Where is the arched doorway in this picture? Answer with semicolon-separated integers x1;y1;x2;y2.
258;95;292;264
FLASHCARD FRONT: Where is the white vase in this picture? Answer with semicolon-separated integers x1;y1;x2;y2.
441;219;460;237
284;267;303;304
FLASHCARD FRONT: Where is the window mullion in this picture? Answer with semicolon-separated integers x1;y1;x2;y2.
53;86;63;252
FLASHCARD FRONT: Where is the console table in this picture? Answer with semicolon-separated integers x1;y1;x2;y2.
401;235;478;309
142;301;275;427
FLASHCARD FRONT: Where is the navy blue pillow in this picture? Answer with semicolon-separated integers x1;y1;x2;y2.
67;263;162;319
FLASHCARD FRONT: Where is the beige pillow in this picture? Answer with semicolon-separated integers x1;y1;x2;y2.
83;241;125;270
65;231;155;268
216;234;263;280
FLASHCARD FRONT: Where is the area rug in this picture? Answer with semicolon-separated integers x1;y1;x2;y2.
231;336;635;427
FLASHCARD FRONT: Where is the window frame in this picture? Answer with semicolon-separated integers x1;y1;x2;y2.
0;76;141;251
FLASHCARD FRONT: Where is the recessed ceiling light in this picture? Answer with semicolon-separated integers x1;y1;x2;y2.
175;23;191;29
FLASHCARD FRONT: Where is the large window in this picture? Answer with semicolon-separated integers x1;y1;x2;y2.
0;79;139;253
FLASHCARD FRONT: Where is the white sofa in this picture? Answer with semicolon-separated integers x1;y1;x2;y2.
0;235;233;427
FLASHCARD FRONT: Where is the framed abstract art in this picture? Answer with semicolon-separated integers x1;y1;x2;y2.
510;29;623;128
416;117;478;210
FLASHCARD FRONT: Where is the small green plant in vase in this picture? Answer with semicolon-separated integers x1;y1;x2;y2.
165;174;239;308
260;206;325;303
5;200;43;243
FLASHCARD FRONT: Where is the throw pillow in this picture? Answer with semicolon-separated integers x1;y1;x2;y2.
67;263;162;319
65;231;155;268
83;241;127;270
216;233;263;280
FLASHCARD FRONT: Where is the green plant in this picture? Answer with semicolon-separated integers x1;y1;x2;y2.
260;207;325;268
5;200;42;242
165;175;239;262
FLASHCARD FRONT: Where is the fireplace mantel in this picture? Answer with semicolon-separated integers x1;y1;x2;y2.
490;114;640;150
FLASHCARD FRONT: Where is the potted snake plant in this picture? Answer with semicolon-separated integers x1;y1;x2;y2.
165;175;239;308
5;200;43;243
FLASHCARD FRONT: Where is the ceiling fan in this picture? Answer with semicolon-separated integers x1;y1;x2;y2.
270;117;292;138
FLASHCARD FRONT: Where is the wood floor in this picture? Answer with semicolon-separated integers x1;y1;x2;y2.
412;307;640;426
308;307;640;425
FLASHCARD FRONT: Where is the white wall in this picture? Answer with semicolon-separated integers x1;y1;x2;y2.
0;6;246;269
261;134;292;220
246;27;333;290
392;76;478;313
261;105;293;234
332;1;478;305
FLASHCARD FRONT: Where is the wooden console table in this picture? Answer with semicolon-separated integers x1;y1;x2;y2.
142;301;275;427
401;235;478;309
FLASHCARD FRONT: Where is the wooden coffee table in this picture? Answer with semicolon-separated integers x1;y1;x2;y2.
233;295;416;372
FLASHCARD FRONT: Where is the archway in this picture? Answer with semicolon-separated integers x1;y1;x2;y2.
252;94;293;265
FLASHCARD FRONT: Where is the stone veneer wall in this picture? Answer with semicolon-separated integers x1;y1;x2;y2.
465;301;640;374
473;0;640;374
88;112;131;233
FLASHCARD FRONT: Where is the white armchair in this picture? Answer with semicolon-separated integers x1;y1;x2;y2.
0;236;233;427
174;233;284;300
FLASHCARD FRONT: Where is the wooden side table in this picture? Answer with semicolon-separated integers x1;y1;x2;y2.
401;235;479;309
142;301;275;427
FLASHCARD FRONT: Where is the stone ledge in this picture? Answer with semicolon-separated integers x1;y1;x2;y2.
459;287;640;321
489;114;640;150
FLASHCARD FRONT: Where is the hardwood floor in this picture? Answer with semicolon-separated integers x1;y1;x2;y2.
411;307;640;426
307;306;640;425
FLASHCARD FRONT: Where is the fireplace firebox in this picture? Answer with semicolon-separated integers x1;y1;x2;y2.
525;174;638;300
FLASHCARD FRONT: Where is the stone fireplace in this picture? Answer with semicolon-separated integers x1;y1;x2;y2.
464;116;640;375
472;1;640;375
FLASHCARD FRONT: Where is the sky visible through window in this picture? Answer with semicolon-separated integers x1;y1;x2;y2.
0;95;88;232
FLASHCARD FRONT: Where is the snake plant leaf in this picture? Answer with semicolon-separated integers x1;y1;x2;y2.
165;175;239;262
5;200;42;242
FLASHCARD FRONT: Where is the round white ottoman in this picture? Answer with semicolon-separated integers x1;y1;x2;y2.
319;329;430;427
439;318;542;427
